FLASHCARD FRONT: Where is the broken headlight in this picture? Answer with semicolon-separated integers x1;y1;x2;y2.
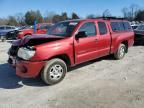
18;47;36;60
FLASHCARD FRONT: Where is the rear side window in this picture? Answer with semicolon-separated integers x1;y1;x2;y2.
119;22;125;31
111;22;120;31
79;22;96;36
111;21;132;32
6;26;12;29
98;22;107;35
11;27;15;29
123;22;132;31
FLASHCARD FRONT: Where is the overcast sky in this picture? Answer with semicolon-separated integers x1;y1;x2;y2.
0;0;144;18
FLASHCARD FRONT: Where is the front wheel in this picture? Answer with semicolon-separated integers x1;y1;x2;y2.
41;58;67;85
114;44;126;60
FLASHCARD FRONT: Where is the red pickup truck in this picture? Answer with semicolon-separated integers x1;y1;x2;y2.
8;18;134;85
17;23;52;39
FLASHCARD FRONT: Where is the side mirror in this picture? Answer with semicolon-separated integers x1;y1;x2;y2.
75;31;87;39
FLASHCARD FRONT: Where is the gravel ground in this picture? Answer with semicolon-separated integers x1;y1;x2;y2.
0;41;144;108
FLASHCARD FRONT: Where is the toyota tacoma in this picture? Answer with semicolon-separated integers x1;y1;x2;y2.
8;18;134;85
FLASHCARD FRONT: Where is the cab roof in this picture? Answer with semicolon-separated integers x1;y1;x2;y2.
61;17;128;23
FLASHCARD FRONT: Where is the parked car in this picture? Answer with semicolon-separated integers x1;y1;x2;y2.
6;26;34;40
134;24;144;44
0;25;18;40
8;18;134;85
131;24;139;30
17;23;52;39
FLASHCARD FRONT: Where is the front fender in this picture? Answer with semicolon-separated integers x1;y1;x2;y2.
30;38;74;65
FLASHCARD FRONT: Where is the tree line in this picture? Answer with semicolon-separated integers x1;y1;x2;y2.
0;4;144;26
121;4;144;21
0;11;80;26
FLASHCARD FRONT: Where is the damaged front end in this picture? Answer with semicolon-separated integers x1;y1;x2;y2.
8;45;19;67
8;35;64;66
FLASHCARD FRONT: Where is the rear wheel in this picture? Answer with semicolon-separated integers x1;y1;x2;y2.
41;58;67;85
114;44;126;60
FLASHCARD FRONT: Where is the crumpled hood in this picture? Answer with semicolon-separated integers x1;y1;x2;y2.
12;34;65;46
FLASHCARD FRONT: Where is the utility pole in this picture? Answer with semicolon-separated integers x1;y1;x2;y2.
34;19;37;33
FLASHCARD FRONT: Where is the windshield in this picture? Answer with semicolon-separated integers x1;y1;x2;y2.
47;21;78;37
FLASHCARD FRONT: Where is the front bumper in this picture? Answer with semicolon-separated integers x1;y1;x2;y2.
8;56;16;67
16;60;45;78
8;45;45;78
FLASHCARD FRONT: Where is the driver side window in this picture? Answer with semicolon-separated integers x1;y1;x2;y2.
79;22;96;37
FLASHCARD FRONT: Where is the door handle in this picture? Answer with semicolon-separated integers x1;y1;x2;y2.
94;39;98;42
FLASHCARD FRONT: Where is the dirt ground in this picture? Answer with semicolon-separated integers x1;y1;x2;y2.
0;41;144;108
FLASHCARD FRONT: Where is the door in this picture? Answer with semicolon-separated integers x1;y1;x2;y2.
74;22;98;64
96;22;111;57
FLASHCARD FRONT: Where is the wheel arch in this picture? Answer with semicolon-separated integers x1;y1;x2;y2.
24;33;32;37
121;40;128;53
47;54;71;67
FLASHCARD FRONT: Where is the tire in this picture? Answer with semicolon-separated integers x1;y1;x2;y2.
41;58;67;85
114;44;126;60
